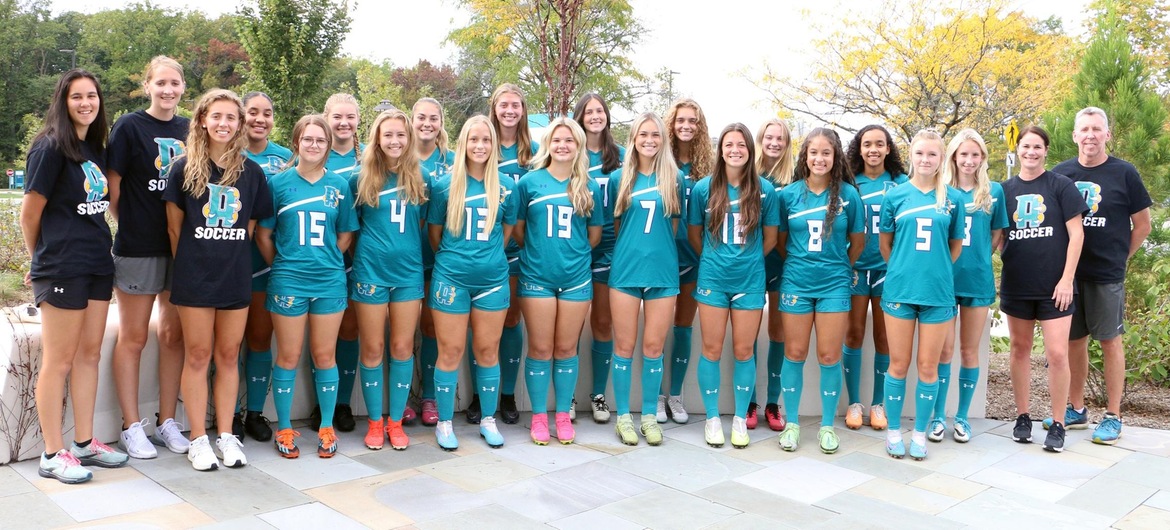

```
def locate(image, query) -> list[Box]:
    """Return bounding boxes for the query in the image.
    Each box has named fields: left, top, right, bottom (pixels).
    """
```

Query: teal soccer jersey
left=420, top=148, right=452, bottom=181
left=499, top=142, right=539, bottom=264
left=953, top=182, right=1009, bottom=299
left=261, top=168, right=359, bottom=298
left=687, top=176, right=780, bottom=293
left=776, top=180, right=865, bottom=297
left=427, top=175, right=518, bottom=289
left=350, top=172, right=429, bottom=288
left=854, top=171, right=908, bottom=271
left=609, top=172, right=687, bottom=289
left=879, top=185, right=966, bottom=306
left=676, top=162, right=700, bottom=272
left=516, top=168, right=604, bottom=288
left=245, top=141, right=293, bottom=179
left=762, top=174, right=787, bottom=288
left=326, top=145, right=364, bottom=183
left=588, top=146, right=624, bottom=263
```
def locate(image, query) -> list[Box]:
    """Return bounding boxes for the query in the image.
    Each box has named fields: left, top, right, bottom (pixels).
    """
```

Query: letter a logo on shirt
left=1013, top=194, right=1046, bottom=229
left=154, top=138, right=186, bottom=179
left=323, top=186, right=342, bottom=208
left=203, top=184, right=242, bottom=227
left=1075, top=182, right=1102, bottom=216
left=80, top=161, right=108, bottom=202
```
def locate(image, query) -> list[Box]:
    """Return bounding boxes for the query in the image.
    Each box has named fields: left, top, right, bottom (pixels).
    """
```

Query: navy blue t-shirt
left=1000, top=171, right=1089, bottom=299
left=163, top=157, right=273, bottom=308
left=108, top=110, right=189, bottom=257
left=1051, top=156, right=1153, bottom=283
left=24, top=138, right=114, bottom=278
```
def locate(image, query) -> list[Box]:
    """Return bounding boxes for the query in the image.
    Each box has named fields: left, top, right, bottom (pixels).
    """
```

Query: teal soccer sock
left=642, top=355, right=665, bottom=417
left=525, top=357, right=552, bottom=414
left=388, top=357, right=413, bottom=422
left=697, top=356, right=720, bottom=419
left=915, top=379, right=940, bottom=433
left=780, top=358, right=804, bottom=425
left=872, top=353, right=890, bottom=406
left=553, top=356, right=579, bottom=413
left=669, top=326, right=692, bottom=395
left=883, top=375, right=907, bottom=431
left=477, top=363, right=501, bottom=417
left=590, top=340, right=613, bottom=396
left=500, top=324, right=523, bottom=394
left=819, top=362, right=843, bottom=427
left=335, top=339, right=359, bottom=405
left=272, top=366, right=297, bottom=430
left=734, top=356, right=755, bottom=418
left=933, top=363, right=952, bottom=420
left=434, top=368, right=458, bottom=422
left=245, top=348, right=273, bottom=412
left=421, top=335, right=438, bottom=399
left=612, top=355, right=633, bottom=415
left=842, top=346, right=862, bottom=405
left=766, top=341, right=785, bottom=404
left=315, top=366, right=340, bottom=428
left=359, top=363, right=384, bottom=420
left=956, top=366, right=980, bottom=421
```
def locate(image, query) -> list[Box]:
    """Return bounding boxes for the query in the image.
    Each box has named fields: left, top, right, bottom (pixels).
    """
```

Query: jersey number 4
left=298, top=211, right=327, bottom=247
left=388, top=200, right=408, bottom=233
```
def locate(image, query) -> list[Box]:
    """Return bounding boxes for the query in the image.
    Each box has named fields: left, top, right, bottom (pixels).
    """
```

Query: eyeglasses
left=300, top=137, right=328, bottom=147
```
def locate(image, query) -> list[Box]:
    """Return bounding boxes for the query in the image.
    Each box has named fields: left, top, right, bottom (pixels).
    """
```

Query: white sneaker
left=704, top=417, right=725, bottom=447
left=569, top=399, right=577, bottom=421
left=591, top=394, right=611, bottom=423
left=152, top=418, right=190, bottom=454
left=187, top=435, right=219, bottom=471
left=216, top=433, right=248, bottom=468
left=656, top=395, right=668, bottom=423
left=667, top=394, right=689, bottom=424
left=731, top=416, right=750, bottom=448
left=120, top=418, right=158, bottom=459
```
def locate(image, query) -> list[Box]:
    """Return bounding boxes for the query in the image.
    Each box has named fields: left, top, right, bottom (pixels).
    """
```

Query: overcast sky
left=52, top=0, right=1090, bottom=133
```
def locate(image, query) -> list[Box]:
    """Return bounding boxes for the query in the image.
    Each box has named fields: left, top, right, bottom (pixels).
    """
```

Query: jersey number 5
left=915, top=217, right=933, bottom=251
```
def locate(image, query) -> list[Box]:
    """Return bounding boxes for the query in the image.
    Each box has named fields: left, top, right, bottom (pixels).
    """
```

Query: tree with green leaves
left=1043, top=9, right=1169, bottom=201
left=236, top=0, right=351, bottom=140
left=448, top=0, right=645, bottom=116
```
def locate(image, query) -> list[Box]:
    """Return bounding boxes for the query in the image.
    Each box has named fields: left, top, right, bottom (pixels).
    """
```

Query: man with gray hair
left=1046, top=107, right=1152, bottom=445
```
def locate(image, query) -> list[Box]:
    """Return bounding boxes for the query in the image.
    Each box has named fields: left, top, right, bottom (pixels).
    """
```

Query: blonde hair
left=531, top=118, right=594, bottom=217
left=755, top=118, right=794, bottom=186
left=357, top=110, right=426, bottom=207
left=616, top=113, right=681, bottom=218
left=285, top=114, right=332, bottom=170
left=665, top=98, right=713, bottom=179
left=412, top=97, right=450, bottom=154
left=909, top=129, right=949, bottom=210
left=142, top=55, right=185, bottom=99
left=943, top=128, right=993, bottom=214
left=324, top=92, right=361, bottom=155
left=488, top=83, right=533, bottom=167
left=181, top=89, right=247, bottom=198
left=446, top=115, right=502, bottom=236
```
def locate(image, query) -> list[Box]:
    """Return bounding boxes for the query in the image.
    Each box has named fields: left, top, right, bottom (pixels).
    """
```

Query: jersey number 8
left=807, top=219, right=823, bottom=252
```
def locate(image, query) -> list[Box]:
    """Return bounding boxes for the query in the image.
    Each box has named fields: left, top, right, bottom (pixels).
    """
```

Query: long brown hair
left=708, top=123, right=761, bottom=244
left=572, top=93, right=621, bottom=173
left=489, top=83, right=533, bottom=167
left=795, top=127, right=854, bottom=237
left=181, top=89, right=248, bottom=197
left=357, top=109, right=426, bottom=207
left=665, top=98, right=713, bottom=179
left=35, top=69, right=109, bottom=162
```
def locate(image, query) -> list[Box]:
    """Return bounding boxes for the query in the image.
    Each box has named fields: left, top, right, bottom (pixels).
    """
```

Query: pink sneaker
left=555, top=412, right=575, bottom=444
left=530, top=414, right=550, bottom=445
left=402, top=405, right=418, bottom=426
left=421, top=399, right=438, bottom=426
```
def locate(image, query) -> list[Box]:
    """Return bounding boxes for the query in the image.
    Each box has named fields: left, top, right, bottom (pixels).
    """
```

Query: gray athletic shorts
left=114, top=255, right=172, bottom=295
left=1070, top=280, right=1125, bottom=341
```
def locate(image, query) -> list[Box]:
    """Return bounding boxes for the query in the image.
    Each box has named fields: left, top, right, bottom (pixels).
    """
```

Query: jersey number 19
left=546, top=204, right=573, bottom=239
